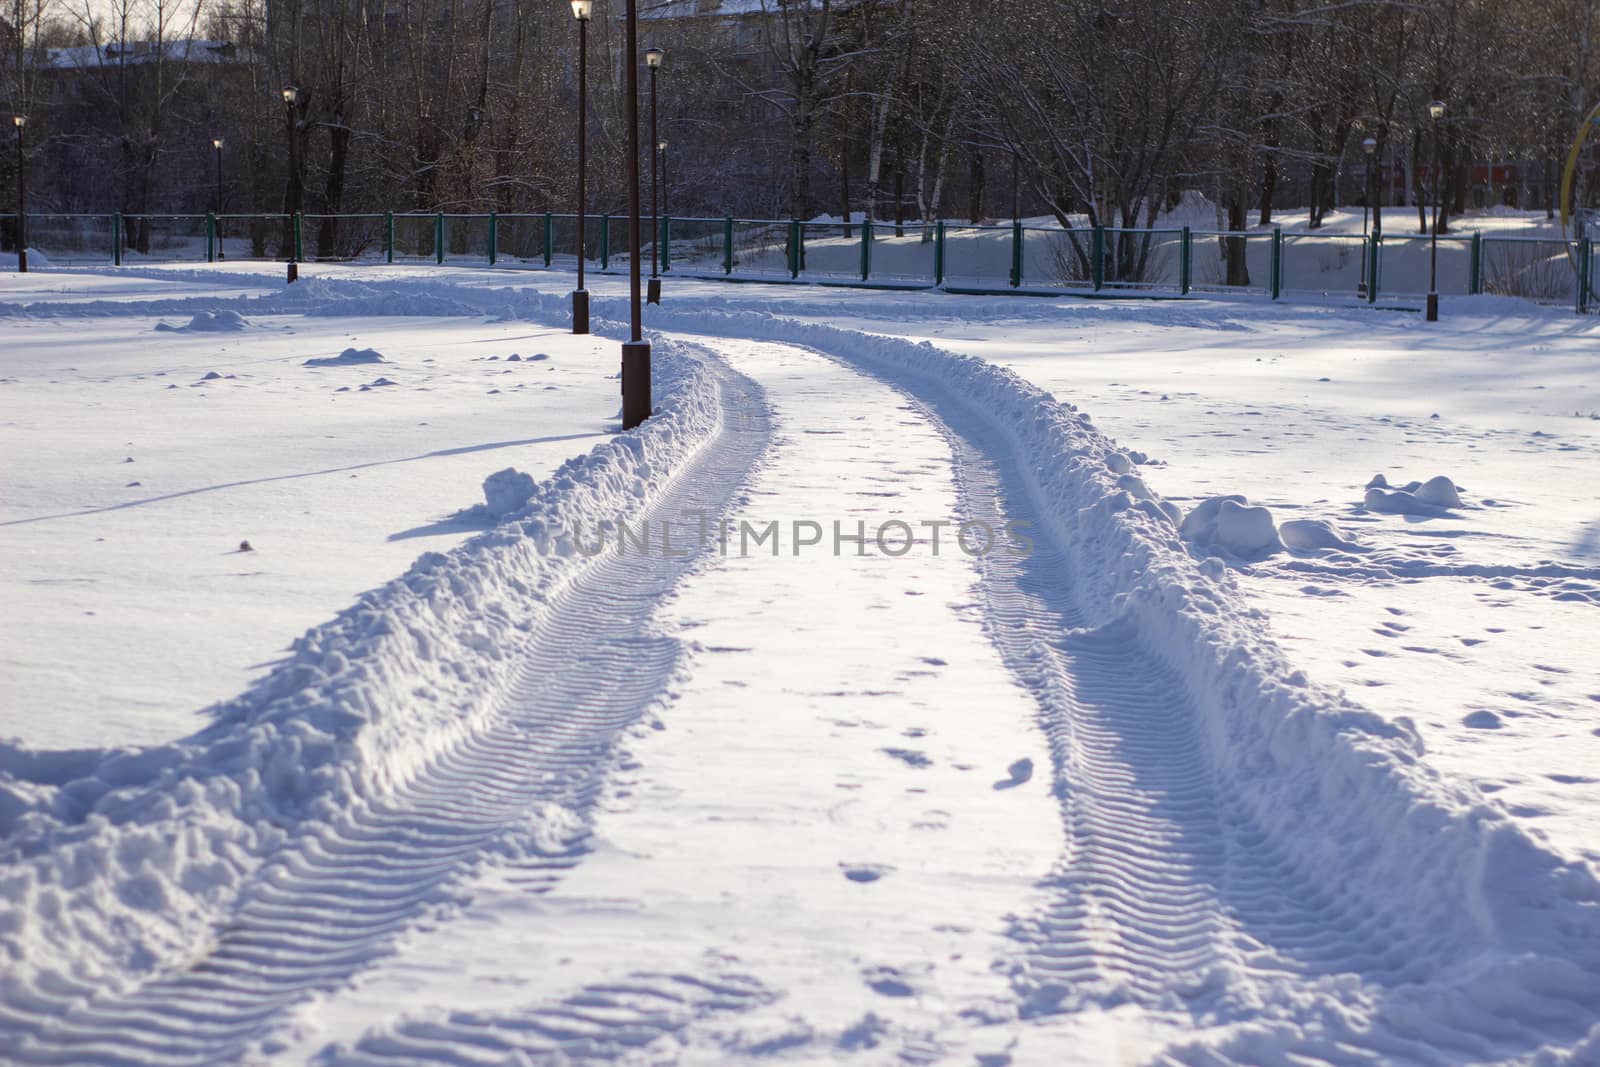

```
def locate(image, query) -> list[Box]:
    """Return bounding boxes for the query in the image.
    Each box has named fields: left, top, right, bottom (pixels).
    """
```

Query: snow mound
left=1278, top=518, right=1363, bottom=551
left=305, top=347, right=386, bottom=367
left=482, top=468, right=537, bottom=518
left=1179, top=495, right=1283, bottom=558
left=1364, top=474, right=1463, bottom=514
left=0, top=248, right=52, bottom=270
left=155, top=310, right=250, bottom=333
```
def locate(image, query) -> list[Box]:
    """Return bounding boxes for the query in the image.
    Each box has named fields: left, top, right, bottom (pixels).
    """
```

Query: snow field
left=2, top=264, right=1598, bottom=1063
left=0, top=305, right=619, bottom=748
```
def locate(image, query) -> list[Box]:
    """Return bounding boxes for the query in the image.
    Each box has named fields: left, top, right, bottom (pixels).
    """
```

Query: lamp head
left=282, top=85, right=299, bottom=106
left=12, top=114, right=25, bottom=129
left=570, top=0, right=591, bottom=19
left=658, top=140, right=668, bottom=151
left=1362, top=137, right=1377, bottom=155
left=645, top=47, right=664, bottom=69
left=1427, top=100, right=1445, bottom=121
left=213, top=137, right=224, bottom=149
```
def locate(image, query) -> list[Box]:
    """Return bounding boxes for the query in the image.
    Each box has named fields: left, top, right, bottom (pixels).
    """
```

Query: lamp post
left=1358, top=136, right=1376, bottom=296
left=282, top=86, right=302, bottom=283
left=571, top=0, right=592, bottom=334
left=1427, top=99, right=1445, bottom=321
left=620, top=2, right=651, bottom=430
left=645, top=46, right=663, bottom=305
left=659, top=140, right=668, bottom=217
left=12, top=114, right=25, bottom=274
left=213, top=138, right=225, bottom=261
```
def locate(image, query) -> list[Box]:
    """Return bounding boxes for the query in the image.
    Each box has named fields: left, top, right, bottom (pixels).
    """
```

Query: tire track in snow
left=786, top=342, right=1597, bottom=1064
left=316, top=973, right=775, bottom=1066
left=0, top=348, right=773, bottom=1066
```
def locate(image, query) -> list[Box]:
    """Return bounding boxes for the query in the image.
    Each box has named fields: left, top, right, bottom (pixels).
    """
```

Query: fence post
left=206, top=213, right=216, bottom=263
left=1010, top=219, right=1023, bottom=288
left=295, top=213, right=305, bottom=263
left=488, top=212, right=498, bottom=266
left=542, top=212, right=553, bottom=268
left=112, top=212, right=122, bottom=266
left=1580, top=238, right=1592, bottom=315
left=1469, top=232, right=1482, bottom=295
left=434, top=213, right=444, bottom=265
left=1091, top=226, right=1105, bottom=291
left=1270, top=227, right=1283, bottom=300
left=662, top=215, right=671, bottom=273
left=723, top=217, right=734, bottom=276
left=600, top=214, right=610, bottom=270
left=860, top=217, right=873, bottom=282
left=1180, top=226, right=1192, bottom=295
left=385, top=212, right=394, bottom=263
left=788, top=219, right=801, bottom=279
left=934, top=220, right=946, bottom=287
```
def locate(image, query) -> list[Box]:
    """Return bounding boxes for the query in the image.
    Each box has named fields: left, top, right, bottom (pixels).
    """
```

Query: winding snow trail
left=4, top=315, right=1598, bottom=1065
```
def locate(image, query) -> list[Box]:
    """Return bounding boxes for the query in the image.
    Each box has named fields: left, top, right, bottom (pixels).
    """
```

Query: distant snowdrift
left=0, top=305, right=723, bottom=1000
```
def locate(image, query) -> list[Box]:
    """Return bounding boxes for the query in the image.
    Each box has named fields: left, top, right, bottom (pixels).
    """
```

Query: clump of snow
left=1278, top=518, right=1362, bottom=551
left=1179, top=495, right=1282, bottom=558
left=305, top=347, right=386, bottom=367
left=482, top=468, right=537, bottom=518
left=1364, top=473, right=1464, bottom=514
left=155, top=310, right=249, bottom=333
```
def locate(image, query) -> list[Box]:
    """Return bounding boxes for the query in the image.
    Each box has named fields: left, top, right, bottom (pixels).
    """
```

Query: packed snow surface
left=1, top=265, right=1598, bottom=1065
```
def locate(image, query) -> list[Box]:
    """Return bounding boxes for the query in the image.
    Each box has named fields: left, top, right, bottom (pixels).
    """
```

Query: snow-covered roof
left=43, top=39, right=239, bottom=70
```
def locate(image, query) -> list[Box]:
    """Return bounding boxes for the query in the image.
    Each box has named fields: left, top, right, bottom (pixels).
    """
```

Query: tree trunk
left=317, top=121, right=351, bottom=258
left=968, top=151, right=984, bottom=224
left=1226, top=177, right=1250, bottom=288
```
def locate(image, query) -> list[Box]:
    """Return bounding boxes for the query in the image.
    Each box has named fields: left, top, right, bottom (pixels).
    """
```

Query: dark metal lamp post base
left=621, top=340, right=652, bottom=429
left=572, top=289, right=590, bottom=334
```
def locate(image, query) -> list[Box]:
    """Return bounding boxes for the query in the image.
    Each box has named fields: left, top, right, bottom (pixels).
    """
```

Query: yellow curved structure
left=1560, top=102, right=1600, bottom=266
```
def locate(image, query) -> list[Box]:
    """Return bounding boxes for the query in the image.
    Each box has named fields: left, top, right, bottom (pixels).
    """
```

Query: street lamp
left=571, top=0, right=592, bottom=334
left=1358, top=136, right=1376, bottom=296
left=1427, top=99, right=1445, bottom=321
left=645, top=46, right=663, bottom=305
left=620, top=4, right=651, bottom=429
left=11, top=114, right=25, bottom=274
left=282, top=85, right=301, bottom=283
left=213, top=138, right=225, bottom=260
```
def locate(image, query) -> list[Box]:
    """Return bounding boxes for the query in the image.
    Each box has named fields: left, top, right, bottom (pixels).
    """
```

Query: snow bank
left=608, top=298, right=1600, bottom=1026
left=0, top=315, right=724, bottom=1000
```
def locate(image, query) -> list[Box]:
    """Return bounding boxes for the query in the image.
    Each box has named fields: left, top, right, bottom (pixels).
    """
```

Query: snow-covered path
left=4, top=271, right=1600, bottom=1065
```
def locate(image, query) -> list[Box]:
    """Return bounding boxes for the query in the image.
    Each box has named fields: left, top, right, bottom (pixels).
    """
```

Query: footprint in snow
left=993, top=758, right=1033, bottom=791
left=841, top=863, right=891, bottom=884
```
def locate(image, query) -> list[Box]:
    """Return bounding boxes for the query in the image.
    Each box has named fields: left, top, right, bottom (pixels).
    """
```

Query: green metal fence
left=10, top=209, right=1596, bottom=312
